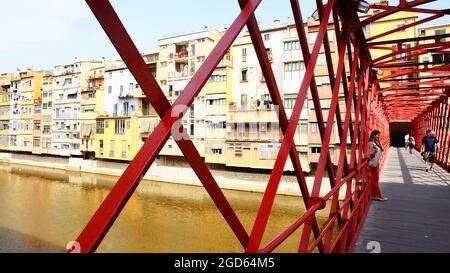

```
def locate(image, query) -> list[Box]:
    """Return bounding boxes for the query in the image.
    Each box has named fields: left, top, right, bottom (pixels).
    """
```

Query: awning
left=210, top=143, right=222, bottom=149
left=139, top=119, right=153, bottom=133
left=81, top=123, right=94, bottom=137
left=205, top=93, right=226, bottom=101
left=206, top=115, right=226, bottom=123
left=67, top=89, right=78, bottom=95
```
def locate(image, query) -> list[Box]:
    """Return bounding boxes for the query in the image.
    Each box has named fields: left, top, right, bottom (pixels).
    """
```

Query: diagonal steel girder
left=73, top=0, right=263, bottom=253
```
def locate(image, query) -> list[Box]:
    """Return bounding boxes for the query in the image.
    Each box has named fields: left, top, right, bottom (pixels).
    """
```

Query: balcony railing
left=174, top=51, right=188, bottom=59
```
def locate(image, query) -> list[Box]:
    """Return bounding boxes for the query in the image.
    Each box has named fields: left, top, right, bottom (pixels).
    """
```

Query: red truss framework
left=69, top=0, right=450, bottom=253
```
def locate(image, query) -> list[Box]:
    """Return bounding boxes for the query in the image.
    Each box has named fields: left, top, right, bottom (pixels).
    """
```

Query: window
left=300, top=123, right=308, bottom=134
left=109, top=140, right=115, bottom=157
left=115, top=119, right=126, bottom=135
left=121, top=140, right=127, bottom=159
left=237, top=123, right=244, bottom=140
left=260, top=144, right=280, bottom=160
left=259, top=123, right=267, bottom=136
left=284, top=61, right=305, bottom=80
left=96, top=120, right=104, bottom=134
left=315, top=75, right=331, bottom=86
left=43, top=125, right=51, bottom=134
left=327, top=30, right=334, bottom=42
left=320, top=99, right=332, bottom=109
left=266, top=48, right=273, bottom=62
left=129, top=83, right=134, bottom=90
left=33, top=121, right=41, bottom=130
left=210, top=74, right=227, bottom=82
left=284, top=94, right=296, bottom=109
left=108, top=86, right=112, bottom=94
left=33, top=137, right=40, bottom=147
left=311, top=123, right=320, bottom=134
left=300, top=152, right=308, bottom=164
left=317, top=53, right=328, bottom=65
left=284, top=40, right=300, bottom=52
left=264, top=34, right=270, bottom=41
left=309, top=32, right=318, bottom=44
left=160, top=61, right=167, bottom=68
left=242, top=48, right=247, bottom=62
left=197, top=56, right=205, bottom=62
left=249, top=123, right=257, bottom=137
left=311, top=146, right=321, bottom=153
left=240, top=94, right=248, bottom=109
left=241, top=68, right=248, bottom=81
left=119, top=85, right=124, bottom=96
left=435, top=29, right=446, bottom=42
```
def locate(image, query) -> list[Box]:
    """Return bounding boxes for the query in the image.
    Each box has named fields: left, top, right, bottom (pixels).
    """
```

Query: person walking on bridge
left=421, top=130, right=439, bottom=172
left=368, top=130, right=388, bottom=201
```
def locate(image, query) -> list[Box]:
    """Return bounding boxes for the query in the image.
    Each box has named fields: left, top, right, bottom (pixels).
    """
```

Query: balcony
left=174, top=50, right=189, bottom=59
left=205, top=105, right=227, bottom=116
left=228, top=106, right=279, bottom=124
left=55, top=113, right=79, bottom=119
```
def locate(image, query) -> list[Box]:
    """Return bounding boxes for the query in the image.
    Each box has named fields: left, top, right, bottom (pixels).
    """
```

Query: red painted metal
left=73, top=0, right=450, bottom=253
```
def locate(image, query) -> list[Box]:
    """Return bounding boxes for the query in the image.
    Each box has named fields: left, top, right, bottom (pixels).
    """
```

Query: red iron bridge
left=70, top=0, right=450, bottom=253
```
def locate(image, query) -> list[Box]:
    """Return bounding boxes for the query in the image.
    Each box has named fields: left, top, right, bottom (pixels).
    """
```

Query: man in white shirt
left=404, top=133, right=410, bottom=150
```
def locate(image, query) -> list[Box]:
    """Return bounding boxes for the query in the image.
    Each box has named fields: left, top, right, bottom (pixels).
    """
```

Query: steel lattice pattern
left=69, top=0, right=449, bottom=253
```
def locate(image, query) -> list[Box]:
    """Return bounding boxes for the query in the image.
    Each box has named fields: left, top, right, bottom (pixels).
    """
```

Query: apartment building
left=156, top=30, right=223, bottom=166
left=136, top=53, right=159, bottom=151
left=40, top=72, right=53, bottom=154
left=18, top=70, right=43, bottom=153
left=9, top=76, right=20, bottom=151
left=203, top=52, right=233, bottom=166
left=228, top=22, right=293, bottom=170
left=0, top=73, right=12, bottom=150
left=51, top=61, right=102, bottom=157
left=95, top=55, right=158, bottom=161
left=81, top=65, right=105, bottom=159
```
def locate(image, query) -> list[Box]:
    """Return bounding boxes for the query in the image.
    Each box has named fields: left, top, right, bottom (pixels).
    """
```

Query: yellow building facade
left=0, top=73, right=12, bottom=150
left=18, top=70, right=43, bottom=153
left=362, top=0, right=418, bottom=84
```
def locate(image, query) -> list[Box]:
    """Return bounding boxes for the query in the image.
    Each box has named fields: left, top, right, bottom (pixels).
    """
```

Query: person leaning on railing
left=367, top=130, right=388, bottom=201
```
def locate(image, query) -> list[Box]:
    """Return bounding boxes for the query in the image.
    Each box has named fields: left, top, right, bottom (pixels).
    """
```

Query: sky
left=0, top=0, right=448, bottom=73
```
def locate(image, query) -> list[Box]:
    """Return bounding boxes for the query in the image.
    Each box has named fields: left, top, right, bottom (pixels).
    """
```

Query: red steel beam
left=369, top=4, right=449, bottom=15
left=245, top=0, right=335, bottom=253
left=351, top=0, right=436, bottom=32
left=238, top=0, right=325, bottom=251
left=367, top=14, right=443, bottom=42
left=74, top=0, right=262, bottom=253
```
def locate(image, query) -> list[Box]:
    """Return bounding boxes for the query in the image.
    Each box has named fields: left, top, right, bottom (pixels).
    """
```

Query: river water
left=0, top=164, right=328, bottom=253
